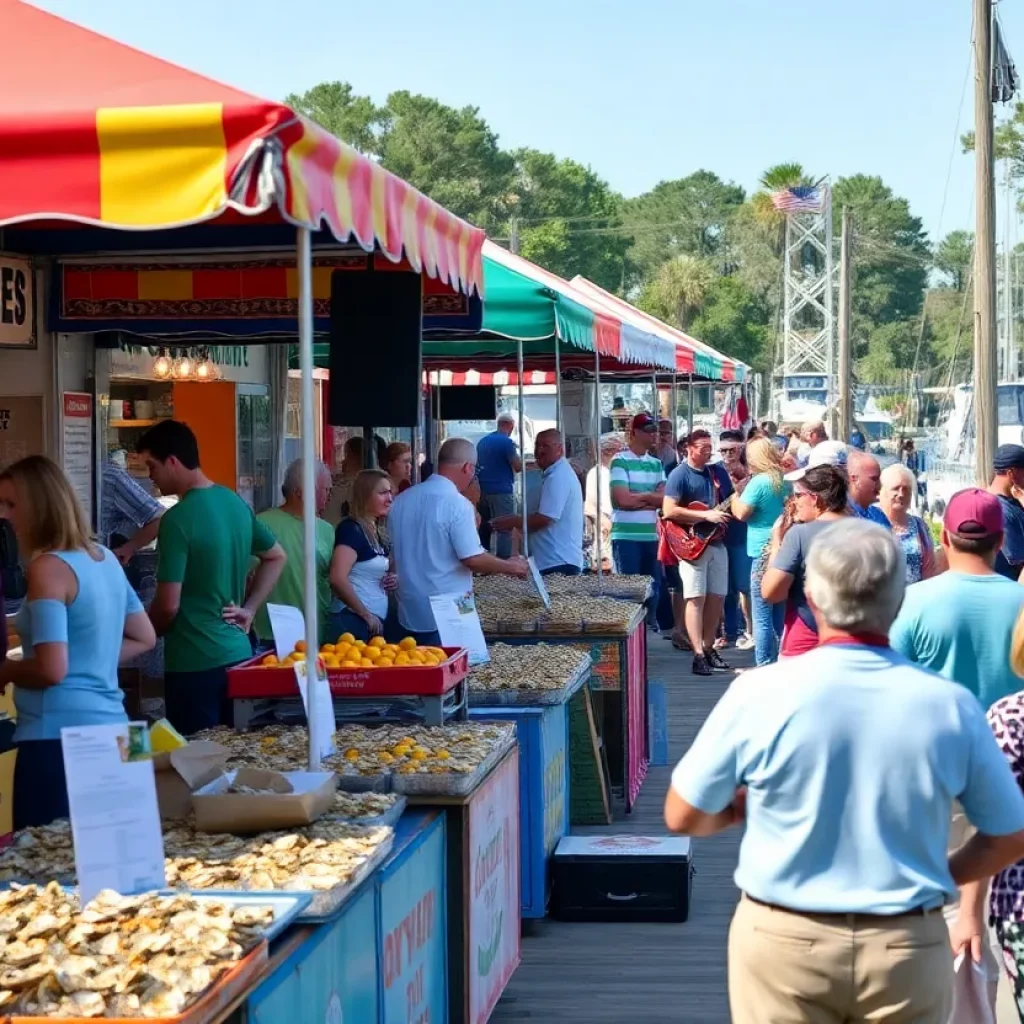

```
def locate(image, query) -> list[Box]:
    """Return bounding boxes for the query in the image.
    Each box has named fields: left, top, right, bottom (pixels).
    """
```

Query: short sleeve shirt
left=671, top=643, right=1024, bottom=914
left=741, top=473, right=789, bottom=558
left=771, top=519, right=835, bottom=655
left=608, top=452, right=664, bottom=543
left=996, top=494, right=1024, bottom=580
left=157, top=485, right=276, bottom=672
left=476, top=432, right=519, bottom=495
left=531, top=457, right=584, bottom=571
left=664, top=462, right=734, bottom=547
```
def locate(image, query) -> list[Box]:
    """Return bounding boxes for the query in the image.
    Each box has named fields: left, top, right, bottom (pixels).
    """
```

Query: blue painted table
left=377, top=810, right=448, bottom=1024
left=469, top=705, right=569, bottom=918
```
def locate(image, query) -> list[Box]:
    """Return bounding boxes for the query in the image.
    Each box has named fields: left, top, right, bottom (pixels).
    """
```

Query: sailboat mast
left=975, top=0, right=998, bottom=484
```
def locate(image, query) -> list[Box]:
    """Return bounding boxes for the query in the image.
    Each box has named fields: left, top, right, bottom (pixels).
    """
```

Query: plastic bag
left=949, top=952, right=996, bottom=1024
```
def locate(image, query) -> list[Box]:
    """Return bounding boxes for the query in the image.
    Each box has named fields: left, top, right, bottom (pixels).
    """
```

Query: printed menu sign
left=0, top=256, right=34, bottom=348
left=60, top=723, right=165, bottom=904
left=430, top=591, right=489, bottom=666
left=62, top=392, right=93, bottom=526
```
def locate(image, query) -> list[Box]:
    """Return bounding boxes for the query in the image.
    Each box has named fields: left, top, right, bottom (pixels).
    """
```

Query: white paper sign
left=60, top=722, right=165, bottom=904
left=61, top=392, right=93, bottom=527
left=527, top=556, right=552, bottom=610
left=430, top=591, right=489, bottom=666
left=294, top=660, right=336, bottom=764
left=268, top=603, right=305, bottom=659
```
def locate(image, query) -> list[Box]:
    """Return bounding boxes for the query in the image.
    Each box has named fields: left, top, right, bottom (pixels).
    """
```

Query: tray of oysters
left=0, top=882, right=287, bottom=1021
left=324, top=792, right=407, bottom=829
left=323, top=722, right=515, bottom=796
left=468, top=644, right=591, bottom=706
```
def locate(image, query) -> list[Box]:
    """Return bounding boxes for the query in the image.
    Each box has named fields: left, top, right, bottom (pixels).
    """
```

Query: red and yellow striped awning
left=0, top=0, right=485, bottom=297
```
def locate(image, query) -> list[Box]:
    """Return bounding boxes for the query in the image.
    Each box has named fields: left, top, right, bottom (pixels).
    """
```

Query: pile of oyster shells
left=469, top=643, right=590, bottom=692
left=0, top=882, right=270, bottom=1018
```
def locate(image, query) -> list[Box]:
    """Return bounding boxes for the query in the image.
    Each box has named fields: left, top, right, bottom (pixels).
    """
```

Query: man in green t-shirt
left=254, top=458, right=335, bottom=647
left=138, top=420, right=286, bottom=735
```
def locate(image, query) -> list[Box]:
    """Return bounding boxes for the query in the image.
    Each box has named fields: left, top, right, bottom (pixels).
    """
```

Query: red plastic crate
left=227, top=646, right=469, bottom=700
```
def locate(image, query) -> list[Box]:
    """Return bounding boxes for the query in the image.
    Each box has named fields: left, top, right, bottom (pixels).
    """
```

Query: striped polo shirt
left=609, top=451, right=665, bottom=542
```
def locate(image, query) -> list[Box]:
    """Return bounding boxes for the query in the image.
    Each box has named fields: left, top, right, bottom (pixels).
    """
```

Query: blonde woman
left=730, top=437, right=790, bottom=665
left=328, top=469, right=395, bottom=641
left=0, top=456, right=155, bottom=828
left=879, top=462, right=939, bottom=584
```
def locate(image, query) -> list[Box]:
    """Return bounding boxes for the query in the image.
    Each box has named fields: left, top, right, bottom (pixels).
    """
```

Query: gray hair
left=497, top=412, right=516, bottom=426
left=880, top=462, right=915, bottom=491
left=438, top=437, right=476, bottom=467
left=805, top=519, right=906, bottom=634
left=282, top=458, right=330, bottom=499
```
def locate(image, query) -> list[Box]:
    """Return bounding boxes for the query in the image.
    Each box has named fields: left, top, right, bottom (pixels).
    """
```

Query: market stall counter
left=473, top=582, right=649, bottom=813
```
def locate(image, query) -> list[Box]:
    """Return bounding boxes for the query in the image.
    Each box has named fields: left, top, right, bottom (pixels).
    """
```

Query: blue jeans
left=611, top=540, right=661, bottom=625
left=750, top=555, right=784, bottom=666
left=724, top=546, right=751, bottom=639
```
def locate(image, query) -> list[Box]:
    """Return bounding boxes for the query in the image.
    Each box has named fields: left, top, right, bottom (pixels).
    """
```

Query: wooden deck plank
left=492, top=636, right=751, bottom=1023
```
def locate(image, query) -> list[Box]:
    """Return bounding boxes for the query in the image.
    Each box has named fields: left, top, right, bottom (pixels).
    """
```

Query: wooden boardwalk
left=493, top=637, right=750, bottom=1024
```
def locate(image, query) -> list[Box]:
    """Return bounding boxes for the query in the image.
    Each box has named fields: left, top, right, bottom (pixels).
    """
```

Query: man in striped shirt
left=609, top=413, right=666, bottom=625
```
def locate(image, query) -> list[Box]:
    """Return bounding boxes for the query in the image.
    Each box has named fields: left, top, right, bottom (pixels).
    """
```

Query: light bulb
left=172, top=356, right=193, bottom=379
left=153, top=354, right=172, bottom=379
left=195, top=357, right=215, bottom=381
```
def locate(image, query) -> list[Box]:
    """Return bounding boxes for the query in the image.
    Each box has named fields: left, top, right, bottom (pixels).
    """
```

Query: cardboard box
left=192, top=769, right=337, bottom=834
left=154, top=741, right=229, bottom=820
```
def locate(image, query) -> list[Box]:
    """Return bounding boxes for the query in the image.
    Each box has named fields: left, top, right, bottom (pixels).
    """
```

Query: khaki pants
left=729, top=896, right=952, bottom=1024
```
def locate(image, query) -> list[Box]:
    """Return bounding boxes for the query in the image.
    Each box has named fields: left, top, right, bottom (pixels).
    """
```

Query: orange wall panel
left=171, top=381, right=236, bottom=490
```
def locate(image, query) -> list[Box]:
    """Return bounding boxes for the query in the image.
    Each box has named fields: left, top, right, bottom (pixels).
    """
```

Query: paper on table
left=60, top=722, right=166, bottom=904
left=430, top=590, right=489, bottom=666
left=268, top=603, right=306, bottom=660
left=528, top=556, right=552, bottom=610
left=294, top=660, right=336, bottom=764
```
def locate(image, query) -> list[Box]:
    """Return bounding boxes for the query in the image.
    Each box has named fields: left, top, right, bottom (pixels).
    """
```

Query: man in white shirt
left=492, top=429, right=584, bottom=575
left=389, top=437, right=529, bottom=644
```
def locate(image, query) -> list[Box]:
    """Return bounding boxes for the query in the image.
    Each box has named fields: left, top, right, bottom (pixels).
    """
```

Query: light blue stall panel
left=377, top=811, right=448, bottom=1024
left=246, top=882, right=378, bottom=1024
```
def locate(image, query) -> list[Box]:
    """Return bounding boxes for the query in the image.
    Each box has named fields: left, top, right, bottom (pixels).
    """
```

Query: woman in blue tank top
left=0, top=456, right=156, bottom=829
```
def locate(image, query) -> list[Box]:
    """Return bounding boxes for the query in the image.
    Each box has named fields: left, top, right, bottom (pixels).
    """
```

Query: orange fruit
left=294, top=640, right=307, bottom=653
left=341, top=660, right=360, bottom=668
left=360, top=658, right=375, bottom=668
left=398, top=637, right=417, bottom=652
left=377, top=658, right=394, bottom=668
left=394, top=653, right=410, bottom=666
left=423, top=655, right=440, bottom=667
left=368, top=636, right=386, bottom=649
left=338, top=632, right=355, bottom=645
left=261, top=654, right=279, bottom=666
left=321, top=643, right=336, bottom=654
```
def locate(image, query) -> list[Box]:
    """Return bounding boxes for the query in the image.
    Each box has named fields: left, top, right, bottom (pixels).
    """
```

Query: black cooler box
left=551, top=834, right=693, bottom=922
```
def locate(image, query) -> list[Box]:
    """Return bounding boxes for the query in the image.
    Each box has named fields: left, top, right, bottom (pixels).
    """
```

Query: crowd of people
left=662, top=434, right=1024, bottom=1020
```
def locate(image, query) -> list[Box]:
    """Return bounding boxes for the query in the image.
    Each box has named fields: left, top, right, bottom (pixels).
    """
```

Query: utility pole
left=975, top=0, right=998, bottom=485
left=510, top=216, right=520, bottom=256
left=837, top=206, right=853, bottom=442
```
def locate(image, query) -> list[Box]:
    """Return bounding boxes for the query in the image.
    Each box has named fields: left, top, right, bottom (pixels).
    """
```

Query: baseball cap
left=994, top=444, right=1024, bottom=472
left=783, top=440, right=849, bottom=482
left=631, top=413, right=657, bottom=433
left=943, top=487, right=1004, bottom=537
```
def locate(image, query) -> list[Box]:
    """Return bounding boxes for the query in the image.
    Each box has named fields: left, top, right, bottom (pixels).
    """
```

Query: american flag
left=770, top=186, right=824, bottom=214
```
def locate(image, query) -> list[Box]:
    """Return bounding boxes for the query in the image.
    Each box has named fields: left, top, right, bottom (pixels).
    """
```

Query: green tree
left=621, top=171, right=745, bottom=284
left=636, top=255, right=715, bottom=331
left=749, top=162, right=814, bottom=238
left=934, top=230, right=974, bottom=291
left=284, top=81, right=384, bottom=156
left=689, top=275, right=772, bottom=369
left=510, top=149, right=630, bottom=293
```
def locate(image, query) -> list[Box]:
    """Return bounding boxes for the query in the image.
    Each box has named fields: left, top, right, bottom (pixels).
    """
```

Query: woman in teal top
left=731, top=437, right=790, bottom=666
left=0, top=456, right=155, bottom=829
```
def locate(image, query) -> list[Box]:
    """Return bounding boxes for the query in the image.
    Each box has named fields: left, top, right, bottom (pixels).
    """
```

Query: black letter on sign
left=0, top=268, right=11, bottom=325
left=13, top=271, right=26, bottom=327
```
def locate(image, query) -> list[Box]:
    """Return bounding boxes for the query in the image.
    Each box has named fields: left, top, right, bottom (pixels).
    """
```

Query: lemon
left=436, top=749, right=451, bottom=760
left=344, top=749, right=359, bottom=761
left=399, top=637, right=417, bottom=652
left=368, top=636, right=386, bottom=649
left=411, top=749, right=428, bottom=761
left=360, top=658, right=374, bottom=667
left=338, top=632, right=356, bottom=645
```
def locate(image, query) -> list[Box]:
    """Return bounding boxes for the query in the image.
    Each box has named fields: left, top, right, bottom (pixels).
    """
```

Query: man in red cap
left=609, top=413, right=666, bottom=625
left=891, top=486, right=1024, bottom=1007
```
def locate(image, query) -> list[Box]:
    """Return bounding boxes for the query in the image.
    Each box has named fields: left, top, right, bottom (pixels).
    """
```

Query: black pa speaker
left=328, top=269, right=423, bottom=427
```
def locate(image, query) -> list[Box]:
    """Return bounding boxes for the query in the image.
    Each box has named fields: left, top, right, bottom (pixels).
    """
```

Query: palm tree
left=749, top=162, right=815, bottom=250
left=645, top=255, right=714, bottom=330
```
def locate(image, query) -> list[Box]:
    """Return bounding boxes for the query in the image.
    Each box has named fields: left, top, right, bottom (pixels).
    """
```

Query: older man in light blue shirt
left=665, top=519, right=1024, bottom=1024
left=491, top=429, right=583, bottom=576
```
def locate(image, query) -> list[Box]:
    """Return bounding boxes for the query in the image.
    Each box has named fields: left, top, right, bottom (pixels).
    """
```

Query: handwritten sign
left=294, top=661, right=336, bottom=766
left=430, top=591, right=489, bottom=666
left=267, top=603, right=305, bottom=660
left=468, top=748, right=520, bottom=1024
left=61, top=723, right=165, bottom=904
left=527, top=557, right=551, bottom=611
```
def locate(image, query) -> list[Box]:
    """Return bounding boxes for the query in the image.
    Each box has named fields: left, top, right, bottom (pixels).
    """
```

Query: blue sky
left=30, top=0, right=1015, bottom=244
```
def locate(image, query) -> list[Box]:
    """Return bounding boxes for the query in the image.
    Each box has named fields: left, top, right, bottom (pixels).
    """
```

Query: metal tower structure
left=772, top=182, right=837, bottom=423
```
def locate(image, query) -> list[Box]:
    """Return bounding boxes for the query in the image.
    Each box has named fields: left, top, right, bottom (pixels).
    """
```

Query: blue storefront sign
left=246, top=883, right=379, bottom=1024
left=377, top=811, right=448, bottom=1024
left=471, top=704, right=569, bottom=918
